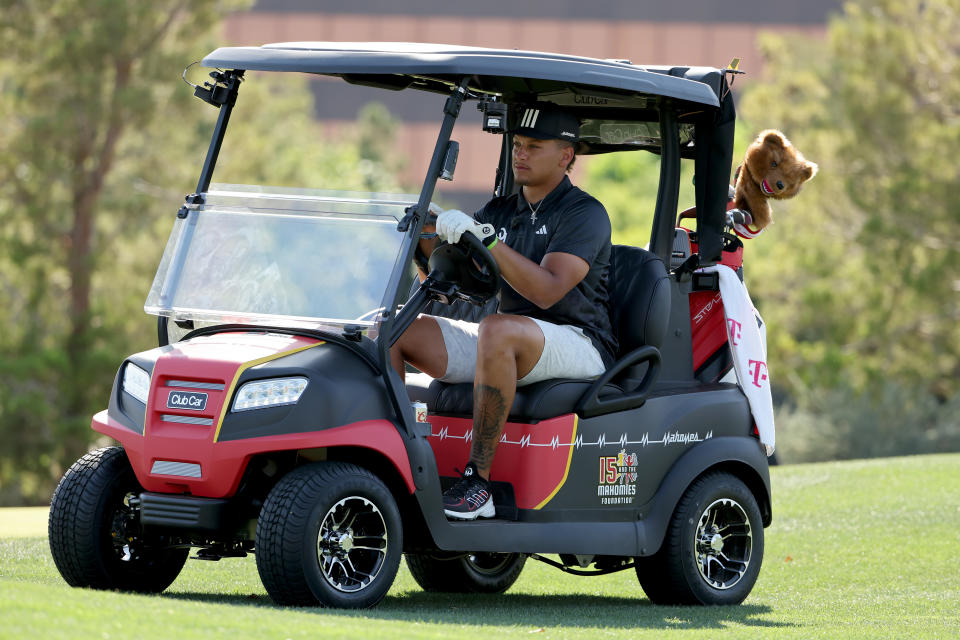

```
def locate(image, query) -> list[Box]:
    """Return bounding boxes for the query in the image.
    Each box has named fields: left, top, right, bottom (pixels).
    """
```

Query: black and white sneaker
left=442, top=463, right=495, bottom=520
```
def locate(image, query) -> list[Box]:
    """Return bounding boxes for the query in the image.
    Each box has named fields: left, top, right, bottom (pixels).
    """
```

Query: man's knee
left=478, top=315, right=514, bottom=346
left=477, top=315, right=539, bottom=352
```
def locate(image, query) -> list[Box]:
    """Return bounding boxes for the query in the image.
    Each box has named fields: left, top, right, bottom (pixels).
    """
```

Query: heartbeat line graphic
left=429, top=427, right=713, bottom=449
left=434, top=426, right=473, bottom=442
left=574, top=430, right=714, bottom=448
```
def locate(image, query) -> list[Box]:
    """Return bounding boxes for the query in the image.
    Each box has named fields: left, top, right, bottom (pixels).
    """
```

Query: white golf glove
left=435, top=209, right=495, bottom=246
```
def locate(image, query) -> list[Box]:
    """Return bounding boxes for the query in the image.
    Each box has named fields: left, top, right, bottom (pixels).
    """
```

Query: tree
left=0, top=1, right=402, bottom=503
left=736, top=0, right=960, bottom=459
left=739, top=0, right=960, bottom=397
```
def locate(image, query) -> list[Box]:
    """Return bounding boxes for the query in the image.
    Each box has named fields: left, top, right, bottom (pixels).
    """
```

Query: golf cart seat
left=406, top=245, right=671, bottom=421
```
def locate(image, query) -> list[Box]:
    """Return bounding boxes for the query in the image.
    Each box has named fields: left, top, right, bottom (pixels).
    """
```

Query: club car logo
left=597, top=449, right=639, bottom=505
left=166, top=391, right=208, bottom=411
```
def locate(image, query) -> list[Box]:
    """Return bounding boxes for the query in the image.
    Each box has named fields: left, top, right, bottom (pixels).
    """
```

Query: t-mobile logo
left=727, top=318, right=742, bottom=346
left=748, top=359, right=768, bottom=388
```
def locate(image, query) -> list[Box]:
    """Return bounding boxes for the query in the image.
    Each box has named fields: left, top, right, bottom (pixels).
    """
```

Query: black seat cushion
left=406, top=373, right=623, bottom=422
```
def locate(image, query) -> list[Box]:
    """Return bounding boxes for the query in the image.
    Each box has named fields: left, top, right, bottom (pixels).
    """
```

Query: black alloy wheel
left=48, top=447, right=188, bottom=592
left=256, top=462, right=402, bottom=608
left=635, top=471, right=764, bottom=605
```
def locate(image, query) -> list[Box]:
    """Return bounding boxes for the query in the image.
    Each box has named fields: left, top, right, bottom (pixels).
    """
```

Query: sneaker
left=442, top=463, right=495, bottom=520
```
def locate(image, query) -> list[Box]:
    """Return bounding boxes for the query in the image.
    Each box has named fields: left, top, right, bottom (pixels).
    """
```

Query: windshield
left=145, top=184, right=420, bottom=335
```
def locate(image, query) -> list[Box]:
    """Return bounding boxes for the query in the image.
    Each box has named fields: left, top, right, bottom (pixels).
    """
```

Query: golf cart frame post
left=156, top=68, right=244, bottom=346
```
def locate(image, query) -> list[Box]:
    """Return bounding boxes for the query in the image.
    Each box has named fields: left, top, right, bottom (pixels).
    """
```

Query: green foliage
left=0, top=0, right=243, bottom=504
left=740, top=0, right=960, bottom=401
left=735, top=0, right=960, bottom=460
left=0, top=3, right=402, bottom=504
left=776, top=381, right=960, bottom=462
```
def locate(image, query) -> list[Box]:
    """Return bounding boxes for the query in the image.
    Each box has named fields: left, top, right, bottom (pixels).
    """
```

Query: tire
left=256, top=462, right=402, bottom=608
left=48, top=446, right=188, bottom=593
left=636, top=471, right=764, bottom=605
left=405, top=552, right=526, bottom=594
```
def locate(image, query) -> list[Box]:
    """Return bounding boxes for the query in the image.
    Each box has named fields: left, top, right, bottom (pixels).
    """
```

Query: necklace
left=527, top=197, right=544, bottom=224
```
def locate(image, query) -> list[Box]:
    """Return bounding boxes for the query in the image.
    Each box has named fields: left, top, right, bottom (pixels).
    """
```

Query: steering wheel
left=390, top=232, right=500, bottom=346
left=426, top=232, right=501, bottom=305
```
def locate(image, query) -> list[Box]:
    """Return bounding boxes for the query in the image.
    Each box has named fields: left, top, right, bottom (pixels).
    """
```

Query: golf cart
left=48, top=43, right=771, bottom=608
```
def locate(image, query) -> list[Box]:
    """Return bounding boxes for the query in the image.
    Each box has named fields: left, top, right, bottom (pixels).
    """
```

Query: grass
left=0, top=508, right=48, bottom=539
left=2, top=454, right=959, bottom=639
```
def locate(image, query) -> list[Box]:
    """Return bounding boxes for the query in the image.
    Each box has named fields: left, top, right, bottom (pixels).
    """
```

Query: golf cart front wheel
left=256, top=461, right=402, bottom=608
left=405, top=551, right=526, bottom=593
left=48, top=446, right=188, bottom=593
left=635, top=471, right=764, bottom=605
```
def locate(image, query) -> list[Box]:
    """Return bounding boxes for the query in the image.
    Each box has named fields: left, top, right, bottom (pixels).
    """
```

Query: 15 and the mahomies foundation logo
left=597, top=449, right=639, bottom=505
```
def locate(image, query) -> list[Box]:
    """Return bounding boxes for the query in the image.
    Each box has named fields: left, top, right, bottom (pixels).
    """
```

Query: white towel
left=701, top=265, right=775, bottom=455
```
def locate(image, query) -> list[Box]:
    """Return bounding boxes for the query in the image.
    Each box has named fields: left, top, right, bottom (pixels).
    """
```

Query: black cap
left=511, top=105, right=579, bottom=142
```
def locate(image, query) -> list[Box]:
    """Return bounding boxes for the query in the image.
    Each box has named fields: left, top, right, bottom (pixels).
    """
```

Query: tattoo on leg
left=471, top=384, right=509, bottom=473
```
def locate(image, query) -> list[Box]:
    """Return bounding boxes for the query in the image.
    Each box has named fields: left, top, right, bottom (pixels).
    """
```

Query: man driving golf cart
left=47, top=43, right=772, bottom=608
left=391, top=105, right=617, bottom=520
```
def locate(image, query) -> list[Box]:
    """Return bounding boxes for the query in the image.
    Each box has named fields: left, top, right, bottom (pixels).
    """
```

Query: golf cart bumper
left=92, top=410, right=415, bottom=498
left=138, top=492, right=232, bottom=531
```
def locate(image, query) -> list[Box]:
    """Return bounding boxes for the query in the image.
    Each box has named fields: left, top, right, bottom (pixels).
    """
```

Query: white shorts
left=432, top=315, right=606, bottom=386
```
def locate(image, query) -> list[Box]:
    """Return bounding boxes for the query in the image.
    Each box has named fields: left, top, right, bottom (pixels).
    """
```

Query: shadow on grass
left=163, top=592, right=276, bottom=608
left=164, top=590, right=795, bottom=630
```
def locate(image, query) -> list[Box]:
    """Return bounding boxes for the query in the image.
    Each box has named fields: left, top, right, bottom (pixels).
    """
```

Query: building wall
left=223, top=2, right=838, bottom=209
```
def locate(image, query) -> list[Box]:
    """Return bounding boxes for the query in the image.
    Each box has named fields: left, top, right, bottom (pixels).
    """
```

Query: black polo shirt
left=475, top=176, right=618, bottom=367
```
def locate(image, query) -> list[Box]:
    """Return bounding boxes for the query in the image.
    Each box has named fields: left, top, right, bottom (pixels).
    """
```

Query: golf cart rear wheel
left=405, top=551, right=526, bottom=593
left=48, top=446, right=188, bottom=593
left=256, top=461, right=402, bottom=608
left=636, top=471, right=763, bottom=605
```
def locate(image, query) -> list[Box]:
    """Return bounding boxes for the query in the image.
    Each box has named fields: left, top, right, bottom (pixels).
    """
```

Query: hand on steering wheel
left=435, top=209, right=496, bottom=247
left=424, top=226, right=501, bottom=305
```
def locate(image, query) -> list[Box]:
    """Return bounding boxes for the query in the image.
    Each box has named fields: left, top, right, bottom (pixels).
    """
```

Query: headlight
left=122, top=363, right=151, bottom=405
left=232, top=377, right=309, bottom=412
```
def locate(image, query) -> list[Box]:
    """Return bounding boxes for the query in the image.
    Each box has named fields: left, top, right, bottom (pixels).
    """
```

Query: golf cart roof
left=197, top=41, right=736, bottom=267
left=201, top=42, right=724, bottom=108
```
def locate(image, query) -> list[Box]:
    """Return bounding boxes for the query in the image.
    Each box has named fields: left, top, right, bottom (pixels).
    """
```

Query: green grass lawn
left=2, top=454, right=958, bottom=639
